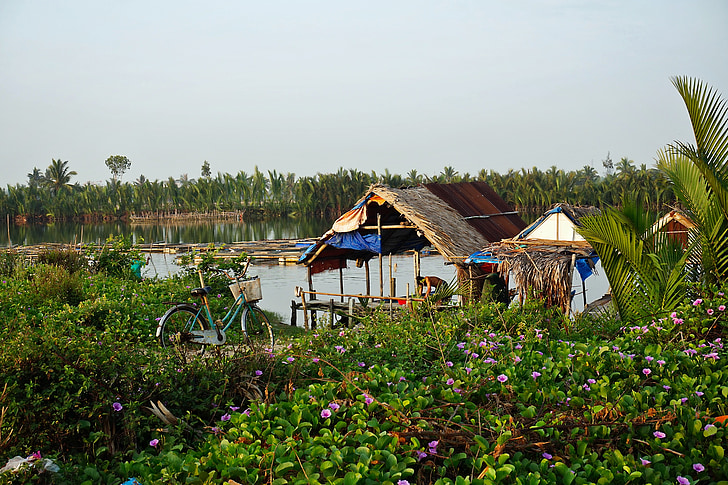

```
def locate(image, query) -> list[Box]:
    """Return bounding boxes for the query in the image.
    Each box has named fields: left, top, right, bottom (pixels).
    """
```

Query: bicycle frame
left=189, top=269, right=257, bottom=344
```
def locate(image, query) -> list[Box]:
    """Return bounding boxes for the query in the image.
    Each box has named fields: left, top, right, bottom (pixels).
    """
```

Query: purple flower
left=255, top=370, right=263, bottom=376
left=416, top=451, right=427, bottom=461
left=286, top=357, right=295, bottom=363
left=150, top=438, right=159, bottom=447
left=446, top=361, right=453, bottom=367
left=657, top=360, right=666, bottom=366
left=312, top=357, right=320, bottom=363
left=363, top=395, right=374, bottom=405
left=643, top=368, right=651, bottom=376
left=497, top=374, right=508, bottom=383
left=358, top=362, right=366, bottom=367
left=243, top=408, right=251, bottom=416
left=112, top=402, right=123, bottom=412
left=465, top=367, right=472, bottom=375
left=542, top=452, right=552, bottom=459
left=321, top=409, right=332, bottom=419
left=677, top=477, right=690, bottom=485
left=640, top=458, right=651, bottom=465
left=653, top=430, right=666, bottom=439
left=397, top=481, right=410, bottom=485
left=446, top=378, right=455, bottom=385
left=329, top=402, right=340, bottom=411
left=221, top=413, right=231, bottom=421
left=230, top=406, right=240, bottom=412
left=693, top=463, right=705, bottom=472
left=428, top=440, right=438, bottom=453
left=645, top=356, right=654, bottom=362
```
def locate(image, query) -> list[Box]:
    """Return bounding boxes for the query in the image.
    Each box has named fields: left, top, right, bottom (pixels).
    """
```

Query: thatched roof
left=467, top=202, right=600, bottom=312
left=483, top=240, right=595, bottom=311
left=299, top=182, right=526, bottom=267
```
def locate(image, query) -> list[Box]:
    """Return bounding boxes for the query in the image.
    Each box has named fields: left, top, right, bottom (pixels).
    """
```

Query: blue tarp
left=326, top=232, right=381, bottom=253
left=575, top=256, right=599, bottom=281
left=464, top=250, right=501, bottom=265
left=298, top=233, right=382, bottom=263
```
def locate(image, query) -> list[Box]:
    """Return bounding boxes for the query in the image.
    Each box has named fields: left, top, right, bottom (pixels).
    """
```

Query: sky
left=1, top=0, right=726, bottom=187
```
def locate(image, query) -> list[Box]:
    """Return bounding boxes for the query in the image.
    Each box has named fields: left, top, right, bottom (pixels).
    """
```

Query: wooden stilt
left=377, top=213, right=383, bottom=297
left=301, top=291, right=309, bottom=331
left=339, top=263, right=344, bottom=302
left=290, top=300, right=297, bottom=326
left=365, top=260, right=371, bottom=295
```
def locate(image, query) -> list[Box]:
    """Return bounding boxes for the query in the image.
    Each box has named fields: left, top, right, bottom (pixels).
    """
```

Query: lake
left=2, top=218, right=457, bottom=324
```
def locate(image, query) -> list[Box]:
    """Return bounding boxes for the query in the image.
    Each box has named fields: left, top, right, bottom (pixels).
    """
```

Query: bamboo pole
left=339, top=262, right=344, bottom=302
left=365, top=260, right=371, bottom=296
left=378, top=213, right=383, bottom=297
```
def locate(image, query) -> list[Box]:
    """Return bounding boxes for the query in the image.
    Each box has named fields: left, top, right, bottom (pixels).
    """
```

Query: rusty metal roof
left=424, top=181, right=527, bottom=242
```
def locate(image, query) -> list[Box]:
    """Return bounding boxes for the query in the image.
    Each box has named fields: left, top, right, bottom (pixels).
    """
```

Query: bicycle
left=155, top=258, right=274, bottom=361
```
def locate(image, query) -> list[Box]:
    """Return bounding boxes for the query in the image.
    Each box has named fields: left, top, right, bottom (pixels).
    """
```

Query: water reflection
left=2, top=217, right=332, bottom=247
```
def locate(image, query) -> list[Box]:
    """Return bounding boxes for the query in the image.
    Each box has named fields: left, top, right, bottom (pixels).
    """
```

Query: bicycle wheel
left=157, top=304, right=209, bottom=362
left=241, top=305, right=274, bottom=352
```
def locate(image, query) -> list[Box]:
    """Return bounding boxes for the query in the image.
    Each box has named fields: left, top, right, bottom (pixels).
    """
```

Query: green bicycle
left=155, top=259, right=274, bottom=360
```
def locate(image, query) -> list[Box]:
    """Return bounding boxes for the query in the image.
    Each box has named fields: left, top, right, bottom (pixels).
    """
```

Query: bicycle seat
left=190, top=286, right=212, bottom=297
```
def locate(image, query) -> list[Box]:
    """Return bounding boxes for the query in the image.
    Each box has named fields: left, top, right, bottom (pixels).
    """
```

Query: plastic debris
left=1, top=452, right=60, bottom=474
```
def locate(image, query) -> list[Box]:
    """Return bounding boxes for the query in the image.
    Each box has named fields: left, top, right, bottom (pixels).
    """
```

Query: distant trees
left=43, top=159, right=77, bottom=195
left=105, top=155, right=132, bottom=182
left=2, top=158, right=678, bottom=221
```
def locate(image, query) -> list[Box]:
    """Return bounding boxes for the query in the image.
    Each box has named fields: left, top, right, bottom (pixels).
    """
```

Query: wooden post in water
left=377, top=213, right=383, bottom=297
left=300, top=290, right=309, bottom=331
left=365, top=260, right=371, bottom=296
left=290, top=300, right=297, bottom=326
left=329, top=299, right=335, bottom=326
left=6, top=215, right=10, bottom=248
left=339, top=262, right=344, bottom=302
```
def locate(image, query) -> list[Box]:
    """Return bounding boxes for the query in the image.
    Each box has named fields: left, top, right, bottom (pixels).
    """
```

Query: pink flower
left=677, top=477, right=689, bottom=485
left=221, top=413, right=231, bottom=421
left=640, top=458, right=651, bottom=465
left=497, top=374, right=508, bottom=383
left=693, top=463, right=705, bottom=472
left=693, top=298, right=703, bottom=306
left=329, top=402, right=340, bottom=411
left=708, top=309, right=715, bottom=315
left=542, top=452, right=552, bottom=459
left=321, top=409, right=332, bottom=418
left=719, top=305, right=726, bottom=311
left=653, top=430, right=666, bottom=439
left=150, top=439, right=159, bottom=447
left=446, top=378, right=455, bottom=385
left=531, top=371, right=541, bottom=380
left=643, top=368, right=651, bottom=376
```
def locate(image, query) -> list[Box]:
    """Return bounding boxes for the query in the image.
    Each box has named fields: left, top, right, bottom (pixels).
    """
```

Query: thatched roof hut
left=299, top=182, right=526, bottom=270
left=466, top=203, right=600, bottom=313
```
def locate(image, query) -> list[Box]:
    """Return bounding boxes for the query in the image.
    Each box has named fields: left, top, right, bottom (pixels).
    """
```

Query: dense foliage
left=1, top=160, right=672, bottom=222
left=1, top=248, right=728, bottom=484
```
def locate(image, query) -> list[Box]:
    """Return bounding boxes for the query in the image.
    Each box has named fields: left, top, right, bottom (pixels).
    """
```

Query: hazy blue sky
left=1, top=1, right=726, bottom=186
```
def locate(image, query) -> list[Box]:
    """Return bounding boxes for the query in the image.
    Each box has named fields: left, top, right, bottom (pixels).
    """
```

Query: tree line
left=1, top=154, right=674, bottom=223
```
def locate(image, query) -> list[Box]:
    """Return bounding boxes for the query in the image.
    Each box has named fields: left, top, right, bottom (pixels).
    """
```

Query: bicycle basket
left=229, top=276, right=262, bottom=302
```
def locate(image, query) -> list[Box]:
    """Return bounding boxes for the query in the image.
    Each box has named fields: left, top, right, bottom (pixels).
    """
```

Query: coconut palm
left=43, top=159, right=77, bottom=195
left=657, top=76, right=728, bottom=284
left=578, top=199, right=693, bottom=321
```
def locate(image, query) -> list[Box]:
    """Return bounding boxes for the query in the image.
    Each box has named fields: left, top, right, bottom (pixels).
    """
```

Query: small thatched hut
left=299, top=182, right=527, bottom=297
left=466, top=203, right=601, bottom=313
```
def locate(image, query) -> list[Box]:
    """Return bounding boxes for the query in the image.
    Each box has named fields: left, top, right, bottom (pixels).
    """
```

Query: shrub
left=36, top=248, right=89, bottom=274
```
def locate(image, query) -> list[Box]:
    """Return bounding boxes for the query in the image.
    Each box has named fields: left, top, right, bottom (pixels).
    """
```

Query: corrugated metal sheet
left=424, top=182, right=527, bottom=242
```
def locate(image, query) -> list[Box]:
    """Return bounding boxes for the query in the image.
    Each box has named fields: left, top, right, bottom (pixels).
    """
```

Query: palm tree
left=657, top=76, right=728, bottom=284
left=43, top=159, right=77, bottom=195
left=578, top=199, right=693, bottom=321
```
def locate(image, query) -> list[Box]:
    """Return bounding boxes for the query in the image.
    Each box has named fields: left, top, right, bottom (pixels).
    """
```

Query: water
left=3, top=218, right=456, bottom=324
left=3, top=217, right=604, bottom=320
